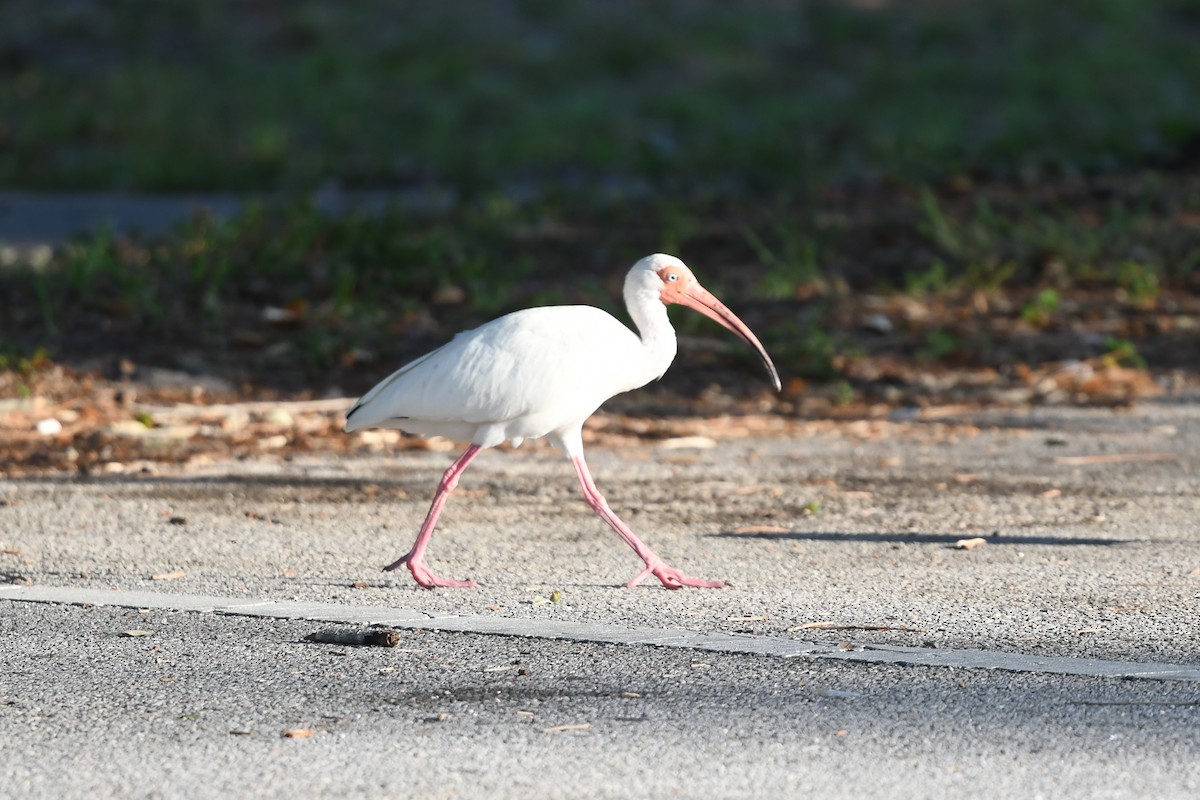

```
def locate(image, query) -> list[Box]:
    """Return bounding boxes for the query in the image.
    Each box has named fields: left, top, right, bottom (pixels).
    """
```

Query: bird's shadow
left=708, top=530, right=1132, bottom=547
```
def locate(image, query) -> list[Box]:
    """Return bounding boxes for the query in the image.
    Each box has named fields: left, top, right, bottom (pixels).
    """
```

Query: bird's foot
left=382, top=553, right=477, bottom=589
left=626, top=561, right=724, bottom=590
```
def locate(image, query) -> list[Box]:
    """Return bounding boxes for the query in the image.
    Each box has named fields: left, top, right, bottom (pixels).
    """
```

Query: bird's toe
left=628, top=562, right=724, bottom=590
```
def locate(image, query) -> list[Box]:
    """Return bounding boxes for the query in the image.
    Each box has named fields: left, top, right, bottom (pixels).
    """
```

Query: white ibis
left=345, top=253, right=780, bottom=589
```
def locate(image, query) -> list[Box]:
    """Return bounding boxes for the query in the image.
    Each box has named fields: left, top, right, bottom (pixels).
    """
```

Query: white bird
left=345, top=253, right=780, bottom=590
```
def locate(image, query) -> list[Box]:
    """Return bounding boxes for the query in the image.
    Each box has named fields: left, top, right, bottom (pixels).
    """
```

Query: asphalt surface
left=3, top=601, right=1198, bottom=800
left=2, top=399, right=1199, bottom=797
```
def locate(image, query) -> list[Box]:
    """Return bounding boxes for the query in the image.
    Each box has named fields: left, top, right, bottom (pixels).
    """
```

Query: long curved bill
left=675, top=283, right=782, bottom=392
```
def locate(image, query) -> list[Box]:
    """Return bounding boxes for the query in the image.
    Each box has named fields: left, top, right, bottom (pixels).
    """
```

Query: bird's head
left=630, top=253, right=781, bottom=392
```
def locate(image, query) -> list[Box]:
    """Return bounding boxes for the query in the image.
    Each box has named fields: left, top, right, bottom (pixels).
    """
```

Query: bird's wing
left=345, top=306, right=645, bottom=432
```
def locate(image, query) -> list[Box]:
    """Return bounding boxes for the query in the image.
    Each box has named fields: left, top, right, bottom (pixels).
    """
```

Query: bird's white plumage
left=344, top=253, right=780, bottom=590
left=344, top=257, right=691, bottom=454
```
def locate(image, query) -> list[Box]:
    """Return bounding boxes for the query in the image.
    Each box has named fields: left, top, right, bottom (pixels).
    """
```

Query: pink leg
left=570, top=454, right=723, bottom=590
left=383, top=444, right=482, bottom=589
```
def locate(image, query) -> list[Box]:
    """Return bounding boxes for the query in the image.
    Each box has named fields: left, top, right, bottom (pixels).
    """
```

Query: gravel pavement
left=2, top=398, right=1198, bottom=797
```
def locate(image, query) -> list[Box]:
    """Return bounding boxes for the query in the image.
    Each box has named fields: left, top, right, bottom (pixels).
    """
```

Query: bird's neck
left=626, top=293, right=678, bottom=382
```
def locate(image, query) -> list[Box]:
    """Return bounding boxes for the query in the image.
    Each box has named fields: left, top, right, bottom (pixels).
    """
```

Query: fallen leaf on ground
left=150, top=569, right=185, bottom=581
left=917, top=404, right=976, bottom=420
left=658, top=435, right=717, bottom=450
left=541, top=723, right=591, bottom=734
left=731, top=524, right=790, bottom=534
left=281, top=728, right=313, bottom=739
left=121, top=630, right=152, bottom=637
left=1052, top=453, right=1176, bottom=465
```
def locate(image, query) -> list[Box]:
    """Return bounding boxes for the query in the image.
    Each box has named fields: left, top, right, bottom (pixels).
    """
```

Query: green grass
left=3, top=1, right=1200, bottom=391
left=901, top=173, right=1200, bottom=294
left=1, top=185, right=1195, bottom=391
left=3, top=1, right=1200, bottom=193
left=1103, top=337, right=1147, bottom=369
left=1021, top=289, right=1061, bottom=328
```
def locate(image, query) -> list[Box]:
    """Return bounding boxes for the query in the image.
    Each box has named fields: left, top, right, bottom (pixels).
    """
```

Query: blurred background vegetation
left=2, top=0, right=1199, bottom=406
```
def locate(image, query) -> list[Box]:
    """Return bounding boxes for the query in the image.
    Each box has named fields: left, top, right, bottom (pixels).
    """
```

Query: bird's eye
left=666, top=272, right=679, bottom=282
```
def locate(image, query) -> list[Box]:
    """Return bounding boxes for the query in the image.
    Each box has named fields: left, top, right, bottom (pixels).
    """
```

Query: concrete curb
left=3, top=584, right=1197, bottom=682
